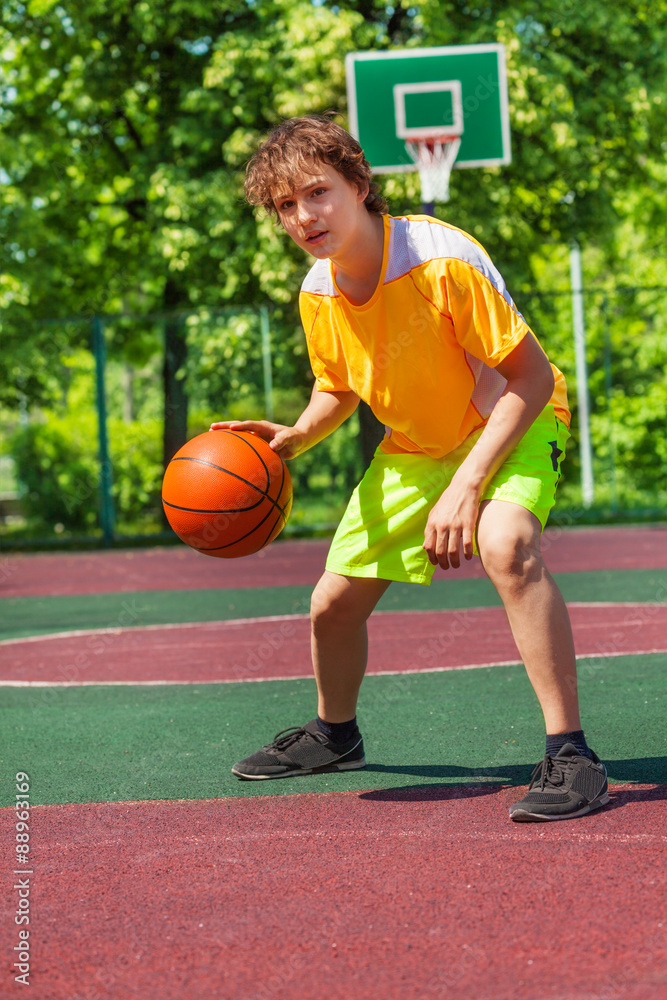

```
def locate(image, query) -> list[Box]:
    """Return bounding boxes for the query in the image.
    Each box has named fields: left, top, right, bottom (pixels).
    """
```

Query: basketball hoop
left=404, top=134, right=461, bottom=205
left=347, top=46, right=512, bottom=210
left=392, top=80, right=464, bottom=208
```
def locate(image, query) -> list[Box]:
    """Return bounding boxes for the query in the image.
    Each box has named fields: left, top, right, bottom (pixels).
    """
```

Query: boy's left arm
left=423, top=331, right=555, bottom=571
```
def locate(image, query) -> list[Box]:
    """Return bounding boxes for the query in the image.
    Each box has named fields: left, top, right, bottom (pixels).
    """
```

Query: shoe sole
left=231, top=758, right=367, bottom=780
left=509, top=791, right=610, bottom=822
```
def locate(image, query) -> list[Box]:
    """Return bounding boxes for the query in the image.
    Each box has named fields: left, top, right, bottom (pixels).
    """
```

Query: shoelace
left=268, top=726, right=310, bottom=751
left=528, top=753, right=570, bottom=791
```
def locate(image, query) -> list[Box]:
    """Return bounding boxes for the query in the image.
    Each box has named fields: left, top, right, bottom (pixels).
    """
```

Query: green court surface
left=1, top=653, right=664, bottom=807
left=2, top=569, right=666, bottom=640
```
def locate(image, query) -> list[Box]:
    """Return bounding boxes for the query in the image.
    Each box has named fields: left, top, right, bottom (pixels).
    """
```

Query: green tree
left=0, top=0, right=372, bottom=456
left=2, top=0, right=666, bottom=514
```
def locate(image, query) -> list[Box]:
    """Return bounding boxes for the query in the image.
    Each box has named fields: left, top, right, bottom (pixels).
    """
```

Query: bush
left=108, top=417, right=163, bottom=521
left=8, top=390, right=363, bottom=537
left=9, top=412, right=164, bottom=532
left=9, top=414, right=100, bottom=530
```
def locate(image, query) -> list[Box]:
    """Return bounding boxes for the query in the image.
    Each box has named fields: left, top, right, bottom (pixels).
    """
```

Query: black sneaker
left=231, top=719, right=366, bottom=780
left=509, top=743, right=609, bottom=822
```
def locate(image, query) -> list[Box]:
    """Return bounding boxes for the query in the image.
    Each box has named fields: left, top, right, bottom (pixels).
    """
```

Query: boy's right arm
left=209, top=383, right=360, bottom=460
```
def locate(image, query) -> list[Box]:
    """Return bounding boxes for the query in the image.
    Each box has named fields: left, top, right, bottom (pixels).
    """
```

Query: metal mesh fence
left=1, top=283, right=665, bottom=549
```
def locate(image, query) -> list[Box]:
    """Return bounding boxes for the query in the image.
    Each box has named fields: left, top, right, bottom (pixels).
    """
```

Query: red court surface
left=2, top=525, right=667, bottom=598
left=3, top=787, right=665, bottom=1000
left=2, top=527, right=665, bottom=1000
left=2, top=603, right=667, bottom=685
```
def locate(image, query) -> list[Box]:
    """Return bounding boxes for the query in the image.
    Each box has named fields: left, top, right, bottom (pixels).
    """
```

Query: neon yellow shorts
left=326, top=404, right=570, bottom=586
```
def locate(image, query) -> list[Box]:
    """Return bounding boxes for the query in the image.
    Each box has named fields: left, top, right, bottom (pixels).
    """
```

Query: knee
left=310, top=577, right=364, bottom=633
left=479, top=532, right=543, bottom=591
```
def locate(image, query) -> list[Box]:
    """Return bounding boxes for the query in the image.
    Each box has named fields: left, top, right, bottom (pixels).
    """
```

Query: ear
left=356, top=179, right=370, bottom=204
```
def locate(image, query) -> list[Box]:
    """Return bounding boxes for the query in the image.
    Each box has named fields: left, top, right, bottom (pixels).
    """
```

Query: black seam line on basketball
left=163, top=497, right=266, bottom=515
left=165, top=486, right=291, bottom=520
left=223, top=507, right=283, bottom=557
left=256, top=509, right=284, bottom=552
left=164, top=485, right=290, bottom=520
left=195, top=495, right=286, bottom=551
left=171, top=437, right=289, bottom=515
left=218, top=429, right=292, bottom=517
left=224, top=430, right=291, bottom=519
left=275, top=446, right=286, bottom=506
left=169, top=456, right=275, bottom=502
left=223, top=430, right=271, bottom=493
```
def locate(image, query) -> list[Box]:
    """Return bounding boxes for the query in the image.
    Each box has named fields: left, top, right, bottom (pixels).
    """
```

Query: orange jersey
left=299, top=214, right=570, bottom=460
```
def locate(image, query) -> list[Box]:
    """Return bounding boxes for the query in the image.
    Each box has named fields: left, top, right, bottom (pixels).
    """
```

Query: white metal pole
left=569, top=242, right=594, bottom=507
left=260, top=306, right=274, bottom=422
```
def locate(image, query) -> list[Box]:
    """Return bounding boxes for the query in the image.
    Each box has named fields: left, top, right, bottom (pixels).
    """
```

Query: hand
left=423, top=476, right=481, bottom=570
left=208, top=419, right=306, bottom=460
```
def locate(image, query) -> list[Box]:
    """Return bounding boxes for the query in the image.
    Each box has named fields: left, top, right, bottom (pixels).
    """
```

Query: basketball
left=161, top=430, right=293, bottom=558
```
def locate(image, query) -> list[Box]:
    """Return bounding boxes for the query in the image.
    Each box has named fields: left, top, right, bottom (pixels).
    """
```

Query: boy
left=211, top=114, right=609, bottom=822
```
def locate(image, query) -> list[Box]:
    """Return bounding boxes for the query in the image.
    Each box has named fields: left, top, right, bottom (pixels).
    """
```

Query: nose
left=296, top=199, right=316, bottom=226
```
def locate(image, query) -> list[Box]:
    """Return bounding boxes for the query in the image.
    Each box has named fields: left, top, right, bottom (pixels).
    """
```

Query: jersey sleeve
left=299, top=291, right=350, bottom=392
left=441, top=257, right=532, bottom=367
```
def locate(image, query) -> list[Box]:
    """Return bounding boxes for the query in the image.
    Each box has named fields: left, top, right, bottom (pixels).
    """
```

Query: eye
left=278, top=198, right=294, bottom=211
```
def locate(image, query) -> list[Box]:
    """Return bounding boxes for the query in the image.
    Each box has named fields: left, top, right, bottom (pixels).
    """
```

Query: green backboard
left=346, top=44, right=511, bottom=174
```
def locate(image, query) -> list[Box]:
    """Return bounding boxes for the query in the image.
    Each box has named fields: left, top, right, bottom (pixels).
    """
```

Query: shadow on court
left=362, top=761, right=527, bottom=788
left=605, top=755, right=667, bottom=783
left=360, top=756, right=667, bottom=802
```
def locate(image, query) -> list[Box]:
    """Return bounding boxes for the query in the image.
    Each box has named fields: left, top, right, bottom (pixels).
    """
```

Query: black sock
left=546, top=730, right=593, bottom=760
left=317, top=716, right=357, bottom=744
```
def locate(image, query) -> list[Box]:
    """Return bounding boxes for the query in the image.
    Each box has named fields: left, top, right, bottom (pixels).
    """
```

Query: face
left=273, top=162, right=369, bottom=259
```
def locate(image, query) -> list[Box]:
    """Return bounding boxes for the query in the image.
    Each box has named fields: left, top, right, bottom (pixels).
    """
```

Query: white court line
left=0, top=614, right=308, bottom=647
left=0, top=601, right=663, bottom=647
left=0, top=646, right=665, bottom=687
left=217, top=827, right=667, bottom=845
left=19, top=821, right=666, bottom=845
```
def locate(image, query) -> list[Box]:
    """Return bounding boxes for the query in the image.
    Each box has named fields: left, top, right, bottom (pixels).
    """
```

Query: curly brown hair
left=244, top=113, right=388, bottom=217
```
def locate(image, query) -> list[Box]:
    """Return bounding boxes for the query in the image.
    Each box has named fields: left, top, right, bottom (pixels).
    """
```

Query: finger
left=211, top=420, right=275, bottom=441
left=446, top=528, right=461, bottom=569
left=269, top=434, right=291, bottom=455
left=209, top=420, right=266, bottom=429
left=270, top=429, right=300, bottom=456
left=462, top=525, right=474, bottom=561
left=422, top=525, right=438, bottom=567
left=209, top=420, right=253, bottom=431
left=435, top=528, right=451, bottom=571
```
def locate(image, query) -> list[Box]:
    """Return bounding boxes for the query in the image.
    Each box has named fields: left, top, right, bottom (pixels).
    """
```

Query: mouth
left=305, top=230, right=327, bottom=245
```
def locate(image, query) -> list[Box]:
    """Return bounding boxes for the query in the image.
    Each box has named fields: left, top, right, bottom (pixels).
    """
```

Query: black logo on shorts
left=549, top=440, right=563, bottom=472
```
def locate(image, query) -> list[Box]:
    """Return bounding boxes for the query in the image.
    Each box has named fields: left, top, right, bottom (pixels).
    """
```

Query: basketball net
left=405, top=135, right=461, bottom=205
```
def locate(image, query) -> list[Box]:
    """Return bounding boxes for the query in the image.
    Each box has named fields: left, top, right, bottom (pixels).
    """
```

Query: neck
left=331, top=212, right=385, bottom=303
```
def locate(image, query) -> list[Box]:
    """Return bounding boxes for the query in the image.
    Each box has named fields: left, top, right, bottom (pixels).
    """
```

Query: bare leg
left=476, top=499, right=581, bottom=735
left=310, top=571, right=392, bottom=722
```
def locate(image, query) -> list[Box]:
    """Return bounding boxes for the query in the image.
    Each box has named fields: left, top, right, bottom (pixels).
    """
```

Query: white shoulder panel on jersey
left=301, top=258, right=338, bottom=297
left=385, top=216, right=522, bottom=317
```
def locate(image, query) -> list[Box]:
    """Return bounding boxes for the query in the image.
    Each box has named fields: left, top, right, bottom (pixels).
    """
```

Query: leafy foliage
left=8, top=408, right=164, bottom=531
left=1, top=0, right=667, bottom=531
left=9, top=414, right=100, bottom=530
